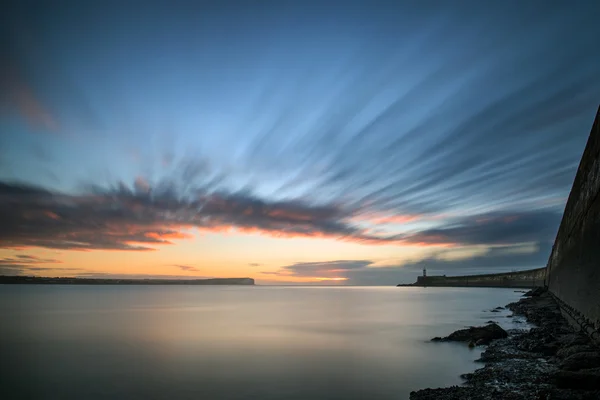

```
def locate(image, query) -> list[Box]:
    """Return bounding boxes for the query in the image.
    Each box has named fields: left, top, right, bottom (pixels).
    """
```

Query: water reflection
left=0, top=286, right=524, bottom=399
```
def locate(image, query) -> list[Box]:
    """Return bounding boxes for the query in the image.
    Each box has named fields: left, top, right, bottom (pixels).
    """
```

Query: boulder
left=558, top=333, right=591, bottom=348
left=560, top=352, right=600, bottom=371
left=553, top=367, right=600, bottom=390
left=557, top=345, right=597, bottom=359
left=431, top=323, right=508, bottom=345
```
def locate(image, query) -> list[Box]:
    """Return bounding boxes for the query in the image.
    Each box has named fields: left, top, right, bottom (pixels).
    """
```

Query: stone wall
left=546, top=105, right=600, bottom=334
left=414, top=267, right=546, bottom=288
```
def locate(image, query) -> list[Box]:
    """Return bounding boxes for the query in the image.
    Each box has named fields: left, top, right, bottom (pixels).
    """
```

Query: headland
left=0, top=275, right=255, bottom=285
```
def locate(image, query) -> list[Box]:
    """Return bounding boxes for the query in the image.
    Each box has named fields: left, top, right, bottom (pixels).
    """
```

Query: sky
left=1, top=1, right=599, bottom=285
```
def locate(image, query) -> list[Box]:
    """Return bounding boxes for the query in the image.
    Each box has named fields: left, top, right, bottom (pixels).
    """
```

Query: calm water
left=0, top=286, right=527, bottom=400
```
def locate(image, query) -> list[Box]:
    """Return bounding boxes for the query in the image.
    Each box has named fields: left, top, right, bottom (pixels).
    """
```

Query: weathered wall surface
left=413, top=267, right=546, bottom=288
left=546, top=106, right=600, bottom=333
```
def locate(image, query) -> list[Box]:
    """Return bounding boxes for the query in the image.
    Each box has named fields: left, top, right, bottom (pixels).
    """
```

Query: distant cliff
left=0, top=276, right=255, bottom=285
left=398, top=268, right=546, bottom=288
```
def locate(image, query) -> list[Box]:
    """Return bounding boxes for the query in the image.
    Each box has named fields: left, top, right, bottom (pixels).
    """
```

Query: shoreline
left=410, top=289, right=600, bottom=399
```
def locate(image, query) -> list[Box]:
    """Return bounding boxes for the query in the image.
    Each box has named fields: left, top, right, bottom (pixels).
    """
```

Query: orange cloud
left=353, top=212, right=419, bottom=225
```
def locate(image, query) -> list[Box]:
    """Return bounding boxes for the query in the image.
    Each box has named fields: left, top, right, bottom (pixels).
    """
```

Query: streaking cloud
left=0, top=1, right=598, bottom=281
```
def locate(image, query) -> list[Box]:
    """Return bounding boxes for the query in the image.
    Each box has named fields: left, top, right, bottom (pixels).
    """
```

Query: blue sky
left=1, top=1, right=599, bottom=284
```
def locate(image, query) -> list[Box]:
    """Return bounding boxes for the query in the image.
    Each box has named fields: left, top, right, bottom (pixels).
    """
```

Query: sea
left=0, top=285, right=529, bottom=400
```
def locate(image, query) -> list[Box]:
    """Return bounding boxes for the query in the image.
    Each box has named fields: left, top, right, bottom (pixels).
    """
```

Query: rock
left=414, top=291, right=600, bottom=400
left=486, top=320, right=495, bottom=324
left=558, top=333, right=591, bottom=348
left=494, top=306, right=505, bottom=310
left=523, top=287, right=546, bottom=297
left=536, top=341, right=560, bottom=356
left=560, top=352, right=600, bottom=371
left=490, top=309, right=500, bottom=313
left=431, top=323, right=508, bottom=345
left=557, top=345, right=597, bottom=359
left=553, top=368, right=600, bottom=390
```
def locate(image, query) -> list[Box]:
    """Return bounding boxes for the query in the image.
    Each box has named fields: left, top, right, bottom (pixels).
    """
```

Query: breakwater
left=400, top=267, right=546, bottom=288
left=546, top=105, right=600, bottom=342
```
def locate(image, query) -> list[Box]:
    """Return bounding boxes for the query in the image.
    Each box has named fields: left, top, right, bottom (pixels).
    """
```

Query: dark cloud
left=0, top=177, right=564, bottom=253
left=398, top=210, right=561, bottom=246
left=0, top=179, right=360, bottom=251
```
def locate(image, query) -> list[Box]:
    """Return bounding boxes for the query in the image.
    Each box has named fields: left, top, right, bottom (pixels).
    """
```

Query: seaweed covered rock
left=431, top=323, right=508, bottom=346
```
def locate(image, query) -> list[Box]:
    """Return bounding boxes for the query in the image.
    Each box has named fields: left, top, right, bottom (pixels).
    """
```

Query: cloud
left=397, top=210, right=561, bottom=246
left=263, top=241, right=550, bottom=285
left=1, top=2, right=596, bottom=276
left=263, top=260, right=373, bottom=280
left=0, top=253, right=74, bottom=275
left=0, top=42, right=59, bottom=132
left=0, top=175, right=564, bottom=253
left=0, top=254, right=61, bottom=265
left=0, top=179, right=364, bottom=251
left=248, top=263, right=261, bottom=267
left=174, top=264, right=200, bottom=272
left=344, top=242, right=552, bottom=286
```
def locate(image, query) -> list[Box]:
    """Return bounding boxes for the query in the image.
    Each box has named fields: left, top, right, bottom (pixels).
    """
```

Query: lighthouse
left=423, top=268, right=427, bottom=278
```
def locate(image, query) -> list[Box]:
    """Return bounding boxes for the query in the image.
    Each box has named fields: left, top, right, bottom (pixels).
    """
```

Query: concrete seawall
left=406, top=268, right=546, bottom=288
left=546, top=105, right=600, bottom=340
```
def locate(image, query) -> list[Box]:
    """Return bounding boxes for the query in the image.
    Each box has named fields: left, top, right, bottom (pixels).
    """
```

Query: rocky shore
left=410, top=288, right=600, bottom=400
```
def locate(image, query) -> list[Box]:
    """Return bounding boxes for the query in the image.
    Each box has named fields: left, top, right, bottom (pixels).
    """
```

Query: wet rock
left=560, top=352, right=600, bottom=371
left=558, top=333, right=591, bottom=348
left=431, top=323, right=508, bottom=345
left=412, top=290, right=600, bottom=400
left=556, top=345, right=597, bottom=359
left=494, top=306, right=505, bottom=310
left=553, top=368, right=600, bottom=390
left=523, top=287, right=546, bottom=297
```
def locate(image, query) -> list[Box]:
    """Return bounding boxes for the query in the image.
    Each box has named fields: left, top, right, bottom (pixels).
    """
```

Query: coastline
left=0, top=275, right=255, bottom=285
left=410, top=289, right=600, bottom=399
